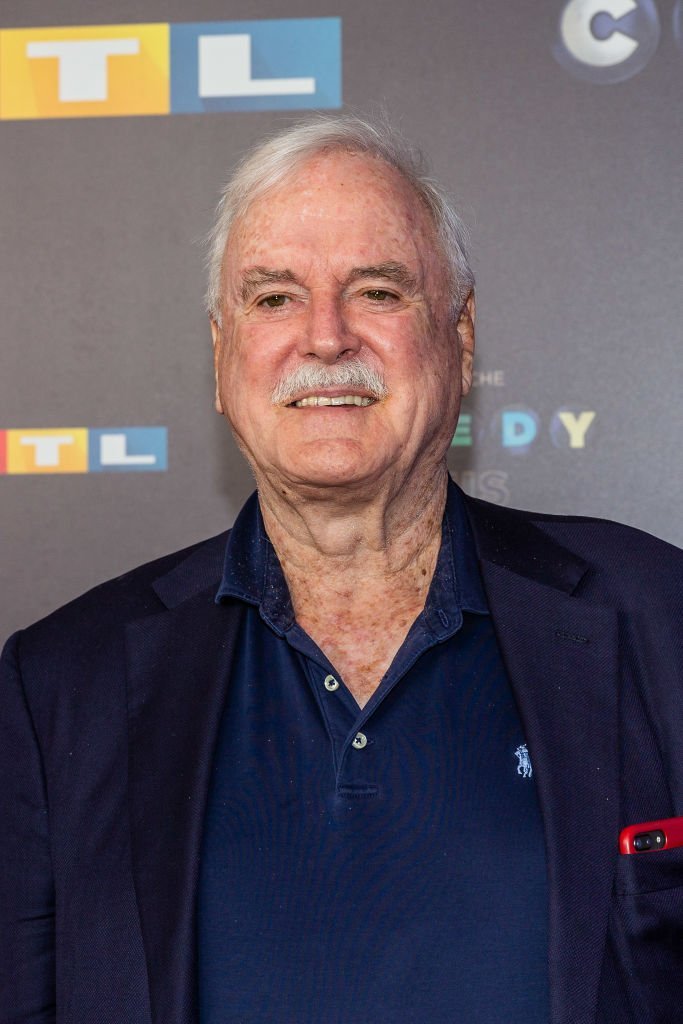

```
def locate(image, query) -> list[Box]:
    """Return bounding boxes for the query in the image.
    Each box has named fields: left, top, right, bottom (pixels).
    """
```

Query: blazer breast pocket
left=614, top=843, right=683, bottom=896
left=606, top=847, right=683, bottom=1022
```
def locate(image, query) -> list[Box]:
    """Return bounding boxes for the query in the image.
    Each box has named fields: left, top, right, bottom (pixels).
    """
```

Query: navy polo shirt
left=198, top=481, right=549, bottom=1023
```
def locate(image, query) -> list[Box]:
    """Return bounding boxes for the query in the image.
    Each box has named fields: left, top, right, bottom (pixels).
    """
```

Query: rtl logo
left=0, top=18, right=340, bottom=120
left=0, top=427, right=167, bottom=473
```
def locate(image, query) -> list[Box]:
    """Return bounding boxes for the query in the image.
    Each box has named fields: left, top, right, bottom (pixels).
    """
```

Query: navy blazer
left=2, top=490, right=683, bottom=1024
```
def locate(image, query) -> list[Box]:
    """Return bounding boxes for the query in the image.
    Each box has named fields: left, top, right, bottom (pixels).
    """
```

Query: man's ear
left=456, top=290, right=476, bottom=396
left=210, top=317, right=225, bottom=415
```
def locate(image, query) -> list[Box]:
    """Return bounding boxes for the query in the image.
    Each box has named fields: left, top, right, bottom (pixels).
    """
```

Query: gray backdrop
left=2, top=0, right=682, bottom=638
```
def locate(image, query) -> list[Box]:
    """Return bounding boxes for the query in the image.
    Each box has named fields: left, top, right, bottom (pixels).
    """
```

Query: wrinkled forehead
left=223, top=151, right=445, bottom=283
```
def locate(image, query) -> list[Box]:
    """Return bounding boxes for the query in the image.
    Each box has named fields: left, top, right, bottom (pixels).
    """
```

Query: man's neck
left=257, top=464, right=449, bottom=581
left=255, top=464, right=449, bottom=707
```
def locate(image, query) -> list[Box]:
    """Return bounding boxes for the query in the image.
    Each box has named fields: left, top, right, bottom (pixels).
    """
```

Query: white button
left=324, top=674, right=340, bottom=692
left=352, top=732, right=368, bottom=749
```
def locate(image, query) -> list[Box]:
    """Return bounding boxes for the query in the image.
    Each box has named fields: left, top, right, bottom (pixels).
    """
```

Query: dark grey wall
left=3, top=0, right=682, bottom=636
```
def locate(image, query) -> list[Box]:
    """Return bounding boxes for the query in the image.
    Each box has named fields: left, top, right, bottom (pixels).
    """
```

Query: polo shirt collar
left=215, top=491, right=294, bottom=634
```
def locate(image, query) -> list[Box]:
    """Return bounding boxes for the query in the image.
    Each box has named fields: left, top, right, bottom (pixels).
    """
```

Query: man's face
left=212, top=151, right=474, bottom=497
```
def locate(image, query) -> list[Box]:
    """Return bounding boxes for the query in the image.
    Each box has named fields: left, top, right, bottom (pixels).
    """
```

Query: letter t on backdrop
left=0, top=24, right=169, bottom=119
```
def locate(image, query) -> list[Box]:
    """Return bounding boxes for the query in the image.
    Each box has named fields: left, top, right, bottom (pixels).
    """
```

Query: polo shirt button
left=352, top=732, right=368, bottom=750
left=324, top=675, right=340, bottom=692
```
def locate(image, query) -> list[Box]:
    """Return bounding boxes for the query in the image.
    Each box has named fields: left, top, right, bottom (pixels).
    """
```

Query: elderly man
left=2, top=116, right=683, bottom=1024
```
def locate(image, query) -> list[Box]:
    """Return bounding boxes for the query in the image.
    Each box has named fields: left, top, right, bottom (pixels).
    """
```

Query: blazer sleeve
left=0, top=632, right=56, bottom=1023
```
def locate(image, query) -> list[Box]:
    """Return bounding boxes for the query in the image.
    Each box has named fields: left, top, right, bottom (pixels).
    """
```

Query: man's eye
left=363, top=289, right=397, bottom=301
left=258, top=294, right=289, bottom=308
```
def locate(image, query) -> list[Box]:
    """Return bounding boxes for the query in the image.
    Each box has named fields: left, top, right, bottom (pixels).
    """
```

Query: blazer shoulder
left=466, top=494, right=683, bottom=604
left=531, top=509, right=683, bottom=580
left=8, top=530, right=230, bottom=657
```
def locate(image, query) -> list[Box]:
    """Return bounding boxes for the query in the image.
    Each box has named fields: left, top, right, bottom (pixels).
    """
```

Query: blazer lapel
left=466, top=497, right=619, bottom=1024
left=126, top=538, right=244, bottom=1024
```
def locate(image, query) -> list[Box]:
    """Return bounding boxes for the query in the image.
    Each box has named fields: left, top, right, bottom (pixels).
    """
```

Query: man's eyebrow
left=238, top=262, right=420, bottom=301
left=239, top=267, right=300, bottom=302
left=345, top=262, right=419, bottom=291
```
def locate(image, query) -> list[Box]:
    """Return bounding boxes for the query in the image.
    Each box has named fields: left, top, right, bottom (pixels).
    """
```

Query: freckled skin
left=211, top=152, right=475, bottom=708
left=286, top=502, right=444, bottom=706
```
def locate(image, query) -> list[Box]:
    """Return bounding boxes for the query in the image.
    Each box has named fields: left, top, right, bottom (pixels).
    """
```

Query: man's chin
left=281, top=466, right=379, bottom=494
left=270, top=449, right=390, bottom=497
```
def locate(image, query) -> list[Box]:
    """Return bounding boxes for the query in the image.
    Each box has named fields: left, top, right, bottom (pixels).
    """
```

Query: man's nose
left=297, top=293, right=361, bottom=362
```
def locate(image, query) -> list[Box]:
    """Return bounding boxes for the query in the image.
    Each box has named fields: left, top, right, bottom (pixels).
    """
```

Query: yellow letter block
left=7, top=428, right=88, bottom=473
left=0, top=23, right=169, bottom=120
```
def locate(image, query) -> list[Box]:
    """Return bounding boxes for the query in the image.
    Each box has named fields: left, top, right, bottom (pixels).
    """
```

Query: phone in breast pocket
left=619, top=816, right=683, bottom=854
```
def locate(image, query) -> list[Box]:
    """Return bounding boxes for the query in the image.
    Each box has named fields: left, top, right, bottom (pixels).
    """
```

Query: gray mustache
left=271, top=358, right=388, bottom=405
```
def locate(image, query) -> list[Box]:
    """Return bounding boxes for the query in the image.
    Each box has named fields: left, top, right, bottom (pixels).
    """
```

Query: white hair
left=205, top=114, right=474, bottom=325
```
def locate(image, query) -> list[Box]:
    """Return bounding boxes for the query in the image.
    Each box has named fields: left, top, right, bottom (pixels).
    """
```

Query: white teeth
left=293, top=395, right=374, bottom=408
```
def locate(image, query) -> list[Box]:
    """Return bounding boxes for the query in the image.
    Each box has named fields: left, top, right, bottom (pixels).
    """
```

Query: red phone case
left=619, top=816, right=683, bottom=854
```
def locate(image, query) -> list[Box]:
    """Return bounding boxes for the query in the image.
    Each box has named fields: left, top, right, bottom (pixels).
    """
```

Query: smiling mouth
left=290, top=395, right=376, bottom=408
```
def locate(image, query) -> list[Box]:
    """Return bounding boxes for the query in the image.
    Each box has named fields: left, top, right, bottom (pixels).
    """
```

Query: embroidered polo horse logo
left=514, top=743, right=533, bottom=778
